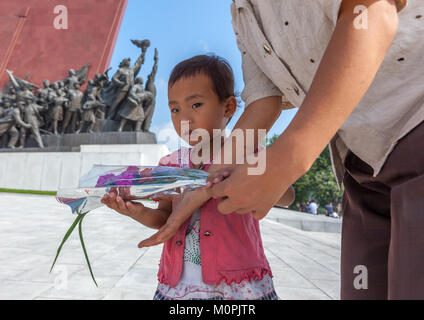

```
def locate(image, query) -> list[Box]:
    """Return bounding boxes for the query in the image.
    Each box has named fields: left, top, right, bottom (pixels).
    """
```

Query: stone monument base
left=0, top=144, right=169, bottom=191
left=24, top=131, right=157, bottom=149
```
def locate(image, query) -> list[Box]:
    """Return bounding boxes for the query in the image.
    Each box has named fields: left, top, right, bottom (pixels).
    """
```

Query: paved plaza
left=0, top=193, right=341, bottom=300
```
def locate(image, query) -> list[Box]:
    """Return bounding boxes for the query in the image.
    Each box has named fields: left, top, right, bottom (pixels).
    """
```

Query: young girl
left=102, top=55, right=294, bottom=300
left=206, top=0, right=424, bottom=300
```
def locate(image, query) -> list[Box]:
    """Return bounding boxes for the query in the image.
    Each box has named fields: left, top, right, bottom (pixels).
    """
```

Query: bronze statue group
left=0, top=39, right=157, bottom=149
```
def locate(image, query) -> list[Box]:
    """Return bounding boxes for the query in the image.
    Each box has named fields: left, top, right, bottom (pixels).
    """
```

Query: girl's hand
left=101, top=187, right=145, bottom=218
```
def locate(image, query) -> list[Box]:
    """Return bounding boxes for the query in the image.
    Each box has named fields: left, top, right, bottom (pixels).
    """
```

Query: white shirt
left=231, top=0, right=424, bottom=185
left=308, top=202, right=318, bottom=215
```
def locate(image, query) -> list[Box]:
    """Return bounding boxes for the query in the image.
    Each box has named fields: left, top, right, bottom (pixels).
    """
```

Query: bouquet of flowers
left=51, top=165, right=208, bottom=286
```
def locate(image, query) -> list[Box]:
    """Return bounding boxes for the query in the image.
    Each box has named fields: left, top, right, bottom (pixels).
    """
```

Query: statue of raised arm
left=6, top=70, right=37, bottom=103
left=130, top=39, right=150, bottom=79
left=101, top=39, right=151, bottom=120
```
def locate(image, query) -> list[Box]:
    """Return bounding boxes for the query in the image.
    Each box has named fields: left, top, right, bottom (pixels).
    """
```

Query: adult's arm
left=212, top=96, right=283, bottom=165
left=270, top=0, right=399, bottom=179
left=207, top=0, right=400, bottom=218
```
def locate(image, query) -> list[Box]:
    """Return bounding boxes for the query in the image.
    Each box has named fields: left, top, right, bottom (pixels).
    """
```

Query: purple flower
left=116, top=171, right=136, bottom=182
left=114, top=180, right=133, bottom=186
left=95, top=173, right=116, bottom=187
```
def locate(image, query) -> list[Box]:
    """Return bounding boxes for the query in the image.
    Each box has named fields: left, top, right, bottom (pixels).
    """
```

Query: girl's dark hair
left=169, top=55, right=238, bottom=124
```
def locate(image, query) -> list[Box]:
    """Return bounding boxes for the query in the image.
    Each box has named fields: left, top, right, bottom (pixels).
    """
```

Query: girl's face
left=168, top=73, right=236, bottom=146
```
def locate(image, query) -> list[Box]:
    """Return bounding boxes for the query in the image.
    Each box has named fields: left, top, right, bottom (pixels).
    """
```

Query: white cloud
left=198, top=40, right=210, bottom=53
left=156, top=78, right=167, bottom=91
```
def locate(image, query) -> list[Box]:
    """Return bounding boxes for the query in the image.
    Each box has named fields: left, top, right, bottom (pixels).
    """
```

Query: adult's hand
left=138, top=187, right=211, bottom=248
left=137, top=206, right=184, bottom=248
left=206, top=147, right=293, bottom=220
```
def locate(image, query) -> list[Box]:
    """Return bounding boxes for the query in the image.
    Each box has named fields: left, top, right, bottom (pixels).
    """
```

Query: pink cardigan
left=156, top=148, right=272, bottom=287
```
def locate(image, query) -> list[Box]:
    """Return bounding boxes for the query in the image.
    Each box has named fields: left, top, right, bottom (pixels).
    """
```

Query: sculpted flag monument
left=0, top=0, right=159, bottom=149
left=0, top=0, right=168, bottom=193
left=0, top=0, right=127, bottom=90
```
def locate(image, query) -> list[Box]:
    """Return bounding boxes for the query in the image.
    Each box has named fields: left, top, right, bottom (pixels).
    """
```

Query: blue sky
left=109, top=0, right=297, bottom=151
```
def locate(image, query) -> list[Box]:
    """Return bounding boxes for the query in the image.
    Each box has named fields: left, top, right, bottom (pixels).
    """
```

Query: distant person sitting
left=325, top=202, right=340, bottom=218
left=308, top=200, right=318, bottom=215
left=296, top=202, right=301, bottom=212
left=325, top=202, right=336, bottom=218
left=325, top=202, right=333, bottom=216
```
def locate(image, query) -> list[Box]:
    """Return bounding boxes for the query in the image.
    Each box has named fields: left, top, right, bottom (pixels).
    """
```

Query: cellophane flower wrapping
left=51, top=165, right=208, bottom=286
left=56, top=165, right=209, bottom=214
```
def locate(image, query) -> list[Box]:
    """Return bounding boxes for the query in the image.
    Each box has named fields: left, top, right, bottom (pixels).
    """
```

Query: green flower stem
left=78, top=213, right=98, bottom=287
left=50, top=213, right=83, bottom=273
left=50, top=204, right=97, bottom=287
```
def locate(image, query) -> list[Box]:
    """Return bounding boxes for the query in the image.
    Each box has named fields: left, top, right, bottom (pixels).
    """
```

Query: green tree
left=266, top=133, right=343, bottom=213
left=265, top=133, right=279, bottom=146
